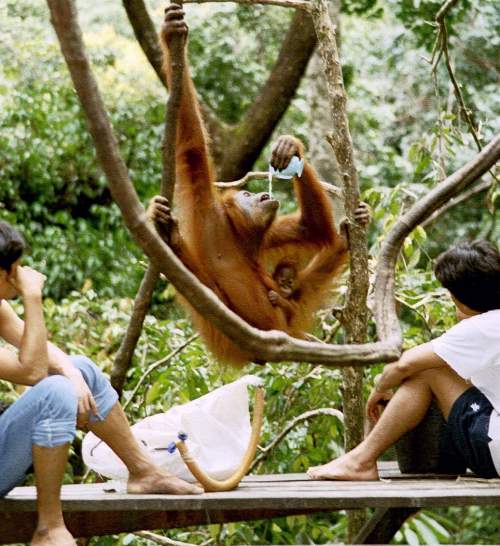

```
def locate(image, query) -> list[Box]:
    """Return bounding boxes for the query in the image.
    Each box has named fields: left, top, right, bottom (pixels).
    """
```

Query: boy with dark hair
left=0, top=221, right=201, bottom=546
left=308, top=240, right=500, bottom=481
left=0, top=221, right=25, bottom=272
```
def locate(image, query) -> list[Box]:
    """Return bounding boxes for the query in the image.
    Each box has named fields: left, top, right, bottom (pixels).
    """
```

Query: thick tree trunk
left=218, top=11, right=318, bottom=180
left=309, top=2, right=368, bottom=539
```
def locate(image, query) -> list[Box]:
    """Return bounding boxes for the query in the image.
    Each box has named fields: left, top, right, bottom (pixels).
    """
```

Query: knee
left=34, top=375, right=77, bottom=416
left=70, top=355, right=105, bottom=385
left=70, top=355, right=98, bottom=374
left=412, top=366, right=457, bottom=384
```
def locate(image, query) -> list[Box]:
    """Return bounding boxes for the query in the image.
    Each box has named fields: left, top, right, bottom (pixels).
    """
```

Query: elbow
left=19, top=358, right=50, bottom=385
left=395, top=357, right=415, bottom=380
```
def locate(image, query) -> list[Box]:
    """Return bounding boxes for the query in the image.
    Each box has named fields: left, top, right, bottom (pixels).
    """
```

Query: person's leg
left=71, top=356, right=202, bottom=494
left=0, top=375, right=78, bottom=545
left=308, top=366, right=469, bottom=480
left=31, top=444, right=76, bottom=546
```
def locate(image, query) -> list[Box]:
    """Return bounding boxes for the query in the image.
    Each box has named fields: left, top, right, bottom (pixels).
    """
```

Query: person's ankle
left=34, top=520, right=66, bottom=535
left=346, top=448, right=377, bottom=471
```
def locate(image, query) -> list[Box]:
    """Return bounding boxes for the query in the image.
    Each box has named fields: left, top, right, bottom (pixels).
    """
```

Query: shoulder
left=447, top=310, right=500, bottom=340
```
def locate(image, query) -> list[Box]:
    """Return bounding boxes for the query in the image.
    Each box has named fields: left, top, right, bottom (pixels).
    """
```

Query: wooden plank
left=4, top=476, right=500, bottom=512
left=2, top=471, right=500, bottom=544
left=0, top=508, right=322, bottom=544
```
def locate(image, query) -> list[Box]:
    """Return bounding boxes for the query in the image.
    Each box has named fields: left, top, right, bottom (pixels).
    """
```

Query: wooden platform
left=2, top=463, right=500, bottom=543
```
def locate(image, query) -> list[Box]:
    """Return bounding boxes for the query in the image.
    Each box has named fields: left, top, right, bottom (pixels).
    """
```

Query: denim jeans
left=0, top=355, right=118, bottom=497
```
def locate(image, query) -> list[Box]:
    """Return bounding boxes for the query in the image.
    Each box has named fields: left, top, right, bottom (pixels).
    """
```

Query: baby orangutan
left=267, top=202, right=371, bottom=327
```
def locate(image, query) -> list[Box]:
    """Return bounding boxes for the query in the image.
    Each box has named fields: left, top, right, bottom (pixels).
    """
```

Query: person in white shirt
left=308, top=239, right=500, bottom=480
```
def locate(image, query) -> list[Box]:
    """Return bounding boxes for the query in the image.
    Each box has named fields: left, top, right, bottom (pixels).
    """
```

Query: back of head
left=434, top=240, right=500, bottom=312
left=0, top=221, right=25, bottom=272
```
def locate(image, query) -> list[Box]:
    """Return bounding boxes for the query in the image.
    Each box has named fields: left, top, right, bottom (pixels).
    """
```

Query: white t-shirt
left=432, top=309, right=500, bottom=474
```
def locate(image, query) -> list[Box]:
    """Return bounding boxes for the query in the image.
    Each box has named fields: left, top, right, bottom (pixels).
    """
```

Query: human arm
left=0, top=298, right=98, bottom=426
left=0, top=267, right=49, bottom=385
left=366, top=343, right=447, bottom=422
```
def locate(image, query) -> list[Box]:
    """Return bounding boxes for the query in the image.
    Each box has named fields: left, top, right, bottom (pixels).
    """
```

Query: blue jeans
left=0, top=356, right=118, bottom=497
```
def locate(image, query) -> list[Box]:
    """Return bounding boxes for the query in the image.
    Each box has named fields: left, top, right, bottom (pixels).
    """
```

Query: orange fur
left=160, top=23, right=347, bottom=366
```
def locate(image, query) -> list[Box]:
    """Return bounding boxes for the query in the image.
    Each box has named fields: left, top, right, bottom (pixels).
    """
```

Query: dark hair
left=0, top=221, right=25, bottom=272
left=434, top=240, right=500, bottom=312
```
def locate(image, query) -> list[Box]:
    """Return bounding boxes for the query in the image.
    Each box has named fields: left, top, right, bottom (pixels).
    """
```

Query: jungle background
left=0, top=0, right=499, bottom=544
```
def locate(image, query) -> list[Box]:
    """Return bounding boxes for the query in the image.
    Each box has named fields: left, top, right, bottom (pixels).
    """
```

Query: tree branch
left=122, top=334, right=198, bottom=410
left=250, top=407, right=343, bottom=470
left=421, top=178, right=492, bottom=229
left=122, top=0, right=166, bottom=86
left=215, top=171, right=343, bottom=199
left=111, top=264, right=159, bottom=394
left=135, top=531, right=199, bottom=546
left=310, top=1, right=368, bottom=486
left=48, top=0, right=499, bottom=368
left=218, top=9, right=318, bottom=180
left=112, top=3, right=186, bottom=397
left=373, top=133, right=500, bottom=344
left=184, top=0, right=312, bottom=10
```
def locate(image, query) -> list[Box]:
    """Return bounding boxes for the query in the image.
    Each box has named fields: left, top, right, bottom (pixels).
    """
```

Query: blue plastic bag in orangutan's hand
left=268, top=155, right=304, bottom=180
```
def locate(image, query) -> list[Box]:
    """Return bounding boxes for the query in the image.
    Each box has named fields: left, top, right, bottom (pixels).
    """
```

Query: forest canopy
left=0, top=0, right=499, bottom=544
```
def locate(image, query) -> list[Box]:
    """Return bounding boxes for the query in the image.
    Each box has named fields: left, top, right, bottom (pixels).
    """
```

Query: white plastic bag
left=82, top=375, right=263, bottom=483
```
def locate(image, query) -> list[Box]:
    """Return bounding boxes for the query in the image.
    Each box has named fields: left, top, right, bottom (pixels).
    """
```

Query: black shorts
left=438, top=386, right=499, bottom=478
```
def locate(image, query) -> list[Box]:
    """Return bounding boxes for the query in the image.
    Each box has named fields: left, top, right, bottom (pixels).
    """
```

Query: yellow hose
left=175, top=385, right=265, bottom=492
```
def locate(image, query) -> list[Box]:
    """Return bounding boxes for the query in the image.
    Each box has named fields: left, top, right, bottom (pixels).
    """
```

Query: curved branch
left=374, top=134, right=500, bottom=344
left=250, top=407, right=344, bottom=470
left=47, top=0, right=400, bottom=367
left=135, top=531, right=198, bottom=546
left=122, top=0, right=166, bottom=86
left=122, top=334, right=198, bottom=410
left=184, top=0, right=311, bottom=9
left=215, top=171, right=343, bottom=199
left=421, top=178, right=492, bottom=229
left=111, top=264, right=159, bottom=394
left=218, top=10, right=318, bottom=180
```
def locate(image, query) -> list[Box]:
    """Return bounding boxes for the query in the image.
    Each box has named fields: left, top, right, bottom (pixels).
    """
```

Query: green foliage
left=388, top=0, right=471, bottom=47
left=0, top=1, right=166, bottom=299
left=187, top=5, right=292, bottom=124
left=1, top=0, right=499, bottom=544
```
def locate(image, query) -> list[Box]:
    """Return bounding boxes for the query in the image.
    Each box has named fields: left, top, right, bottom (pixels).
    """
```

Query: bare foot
left=307, top=452, right=379, bottom=481
left=127, top=469, right=204, bottom=495
left=31, top=526, right=77, bottom=546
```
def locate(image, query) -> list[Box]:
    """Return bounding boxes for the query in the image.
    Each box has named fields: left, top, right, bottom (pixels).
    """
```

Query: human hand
left=67, top=369, right=100, bottom=428
left=162, top=3, right=188, bottom=47
left=8, top=266, right=46, bottom=298
left=271, top=135, right=304, bottom=171
left=366, top=386, right=393, bottom=423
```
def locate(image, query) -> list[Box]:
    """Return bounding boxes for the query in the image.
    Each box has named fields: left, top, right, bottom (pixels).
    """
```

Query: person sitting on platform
left=308, top=239, right=500, bottom=481
left=0, top=221, right=202, bottom=546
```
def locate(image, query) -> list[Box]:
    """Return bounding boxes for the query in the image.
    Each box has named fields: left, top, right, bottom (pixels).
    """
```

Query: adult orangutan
left=152, top=5, right=350, bottom=365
